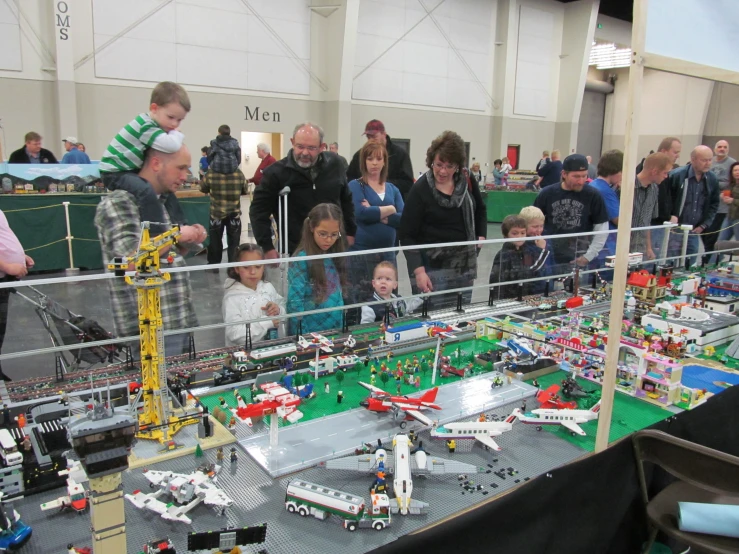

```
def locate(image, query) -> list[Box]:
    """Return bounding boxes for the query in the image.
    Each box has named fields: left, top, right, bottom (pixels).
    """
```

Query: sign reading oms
left=245, top=106, right=280, bottom=123
left=56, top=1, right=70, bottom=40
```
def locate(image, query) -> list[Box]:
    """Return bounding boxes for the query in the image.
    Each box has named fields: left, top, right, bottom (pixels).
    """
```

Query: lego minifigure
left=396, top=383, right=401, bottom=395
left=446, top=439, right=456, bottom=453
left=408, top=429, right=416, bottom=444
left=370, top=374, right=376, bottom=386
left=230, top=447, right=238, bottom=463
left=1, top=404, right=10, bottom=429
left=337, top=390, right=344, bottom=404
left=324, top=382, right=330, bottom=394
left=216, top=446, right=224, bottom=463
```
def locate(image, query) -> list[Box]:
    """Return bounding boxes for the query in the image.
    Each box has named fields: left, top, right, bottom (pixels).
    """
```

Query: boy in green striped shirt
left=99, top=81, right=191, bottom=233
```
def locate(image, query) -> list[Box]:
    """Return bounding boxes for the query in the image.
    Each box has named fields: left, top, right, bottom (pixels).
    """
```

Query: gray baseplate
left=240, top=373, right=539, bottom=478
left=11, top=400, right=585, bottom=554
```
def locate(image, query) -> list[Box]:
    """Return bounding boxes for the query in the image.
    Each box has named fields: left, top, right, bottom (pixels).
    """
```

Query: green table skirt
left=0, top=193, right=210, bottom=272
left=485, top=190, right=538, bottom=223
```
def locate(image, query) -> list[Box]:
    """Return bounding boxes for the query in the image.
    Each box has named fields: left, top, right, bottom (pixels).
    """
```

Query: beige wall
left=0, top=79, right=60, bottom=159
left=703, top=83, right=739, bottom=155
left=602, top=67, right=713, bottom=160
left=350, top=104, right=494, bottom=177
left=74, top=83, right=323, bottom=161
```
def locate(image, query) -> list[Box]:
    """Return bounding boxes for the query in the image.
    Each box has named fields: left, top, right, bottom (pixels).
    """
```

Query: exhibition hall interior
left=1, top=0, right=739, bottom=553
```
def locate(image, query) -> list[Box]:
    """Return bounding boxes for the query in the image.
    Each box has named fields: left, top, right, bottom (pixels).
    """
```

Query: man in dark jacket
left=537, top=149, right=563, bottom=187
left=667, top=145, right=718, bottom=268
left=250, top=122, right=357, bottom=259
left=347, top=120, right=414, bottom=199
left=8, top=132, right=58, bottom=164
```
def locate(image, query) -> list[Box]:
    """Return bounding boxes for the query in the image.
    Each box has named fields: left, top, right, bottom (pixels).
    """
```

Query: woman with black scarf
left=400, top=131, right=487, bottom=310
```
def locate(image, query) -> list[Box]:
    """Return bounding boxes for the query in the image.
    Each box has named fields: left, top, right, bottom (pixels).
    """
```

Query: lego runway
left=239, top=372, right=538, bottom=477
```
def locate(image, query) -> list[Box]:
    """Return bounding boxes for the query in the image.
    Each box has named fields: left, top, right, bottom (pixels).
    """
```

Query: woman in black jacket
left=400, top=131, right=487, bottom=309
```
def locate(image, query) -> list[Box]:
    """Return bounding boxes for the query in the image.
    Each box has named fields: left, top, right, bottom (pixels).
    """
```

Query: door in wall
left=240, top=132, right=283, bottom=180
left=506, top=145, right=520, bottom=170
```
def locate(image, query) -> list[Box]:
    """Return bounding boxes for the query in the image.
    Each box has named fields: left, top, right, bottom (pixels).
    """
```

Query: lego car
left=440, top=364, right=466, bottom=378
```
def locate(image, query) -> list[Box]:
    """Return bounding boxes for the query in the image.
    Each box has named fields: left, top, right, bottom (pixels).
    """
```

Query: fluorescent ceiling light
left=589, top=42, right=631, bottom=69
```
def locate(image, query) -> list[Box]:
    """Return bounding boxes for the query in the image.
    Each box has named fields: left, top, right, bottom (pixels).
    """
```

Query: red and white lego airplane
left=297, top=333, right=334, bottom=352
left=358, top=382, right=441, bottom=428
left=39, top=459, right=88, bottom=514
left=235, top=382, right=303, bottom=427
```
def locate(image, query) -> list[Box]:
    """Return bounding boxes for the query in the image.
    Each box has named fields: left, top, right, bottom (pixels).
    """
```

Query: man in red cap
left=347, top=120, right=414, bottom=200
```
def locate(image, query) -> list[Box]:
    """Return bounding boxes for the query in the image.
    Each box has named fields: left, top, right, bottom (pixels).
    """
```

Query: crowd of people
left=2, top=79, right=738, bottom=362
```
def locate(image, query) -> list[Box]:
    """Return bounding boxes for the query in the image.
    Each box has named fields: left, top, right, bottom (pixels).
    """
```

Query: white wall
left=352, top=0, right=497, bottom=112
left=603, top=67, right=714, bottom=158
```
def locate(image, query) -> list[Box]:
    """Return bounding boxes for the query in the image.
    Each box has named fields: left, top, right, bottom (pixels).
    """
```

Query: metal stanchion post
left=680, top=225, right=693, bottom=269
left=62, top=201, right=79, bottom=274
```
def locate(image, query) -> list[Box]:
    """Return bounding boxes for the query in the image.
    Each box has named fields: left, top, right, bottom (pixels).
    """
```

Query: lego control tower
left=68, top=385, right=138, bottom=554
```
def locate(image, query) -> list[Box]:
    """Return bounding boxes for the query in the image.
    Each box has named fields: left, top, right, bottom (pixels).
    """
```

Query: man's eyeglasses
left=433, top=162, right=458, bottom=172
left=294, top=144, right=320, bottom=153
left=316, top=231, right=341, bottom=240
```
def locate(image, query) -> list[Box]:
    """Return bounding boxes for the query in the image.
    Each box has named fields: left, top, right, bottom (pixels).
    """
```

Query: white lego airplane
left=297, top=333, right=334, bottom=352
left=429, top=410, right=517, bottom=451
left=319, top=434, right=478, bottom=516
left=512, top=400, right=601, bottom=436
left=125, top=463, right=233, bottom=524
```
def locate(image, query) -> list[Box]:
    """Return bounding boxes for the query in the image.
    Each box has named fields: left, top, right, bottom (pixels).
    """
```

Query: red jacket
left=250, top=154, right=277, bottom=186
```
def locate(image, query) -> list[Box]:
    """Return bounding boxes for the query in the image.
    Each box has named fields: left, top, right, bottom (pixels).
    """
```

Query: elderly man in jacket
left=667, top=145, right=719, bottom=268
left=250, top=122, right=356, bottom=259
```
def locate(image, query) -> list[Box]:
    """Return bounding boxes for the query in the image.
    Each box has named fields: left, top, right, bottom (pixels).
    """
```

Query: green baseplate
left=198, top=338, right=495, bottom=428
left=525, top=370, right=673, bottom=452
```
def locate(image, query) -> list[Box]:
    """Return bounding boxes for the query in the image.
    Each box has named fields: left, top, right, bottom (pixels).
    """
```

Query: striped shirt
left=99, top=113, right=168, bottom=173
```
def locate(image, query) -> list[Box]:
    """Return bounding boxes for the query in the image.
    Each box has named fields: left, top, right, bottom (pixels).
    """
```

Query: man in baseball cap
left=533, top=152, right=609, bottom=271
left=61, top=136, right=91, bottom=164
left=346, top=119, right=414, bottom=199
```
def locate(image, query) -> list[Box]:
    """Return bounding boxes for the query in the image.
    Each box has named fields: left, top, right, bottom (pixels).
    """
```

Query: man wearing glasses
left=250, top=122, right=356, bottom=258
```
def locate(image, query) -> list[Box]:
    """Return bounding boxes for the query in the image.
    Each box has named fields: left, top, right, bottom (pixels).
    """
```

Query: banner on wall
left=0, top=163, right=102, bottom=193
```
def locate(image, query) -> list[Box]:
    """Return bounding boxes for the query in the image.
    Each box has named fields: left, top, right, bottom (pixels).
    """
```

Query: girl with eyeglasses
left=287, top=203, right=348, bottom=334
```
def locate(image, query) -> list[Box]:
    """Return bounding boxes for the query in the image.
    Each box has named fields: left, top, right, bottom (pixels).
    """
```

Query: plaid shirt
left=200, top=169, right=246, bottom=220
left=94, top=190, right=198, bottom=338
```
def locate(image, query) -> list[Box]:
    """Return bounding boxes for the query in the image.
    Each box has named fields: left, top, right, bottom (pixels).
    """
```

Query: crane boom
left=108, top=223, right=197, bottom=442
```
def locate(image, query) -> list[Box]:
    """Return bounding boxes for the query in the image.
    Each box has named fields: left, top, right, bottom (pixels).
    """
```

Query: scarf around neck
left=424, top=169, right=477, bottom=273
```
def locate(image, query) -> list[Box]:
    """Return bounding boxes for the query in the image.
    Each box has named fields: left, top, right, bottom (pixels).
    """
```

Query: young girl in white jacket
left=223, top=243, right=286, bottom=346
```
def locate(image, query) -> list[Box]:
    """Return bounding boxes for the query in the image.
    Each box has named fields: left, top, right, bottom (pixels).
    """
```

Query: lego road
left=240, top=372, right=538, bottom=477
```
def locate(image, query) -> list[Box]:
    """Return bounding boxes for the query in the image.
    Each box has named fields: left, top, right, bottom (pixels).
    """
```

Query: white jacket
left=222, top=278, right=286, bottom=346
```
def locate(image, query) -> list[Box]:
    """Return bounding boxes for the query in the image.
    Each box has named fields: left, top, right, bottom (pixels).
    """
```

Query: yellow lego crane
left=108, top=223, right=197, bottom=443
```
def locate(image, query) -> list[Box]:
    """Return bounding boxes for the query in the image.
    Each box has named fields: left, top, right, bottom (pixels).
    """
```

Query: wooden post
left=594, top=0, right=648, bottom=452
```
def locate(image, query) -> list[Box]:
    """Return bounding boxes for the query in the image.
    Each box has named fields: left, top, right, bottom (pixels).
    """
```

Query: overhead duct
left=585, top=79, right=615, bottom=94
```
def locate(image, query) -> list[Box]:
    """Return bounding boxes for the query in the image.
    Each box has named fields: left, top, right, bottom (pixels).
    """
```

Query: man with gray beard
left=250, top=122, right=356, bottom=258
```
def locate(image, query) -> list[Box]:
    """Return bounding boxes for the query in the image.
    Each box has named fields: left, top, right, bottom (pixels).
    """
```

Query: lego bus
left=285, top=480, right=391, bottom=531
